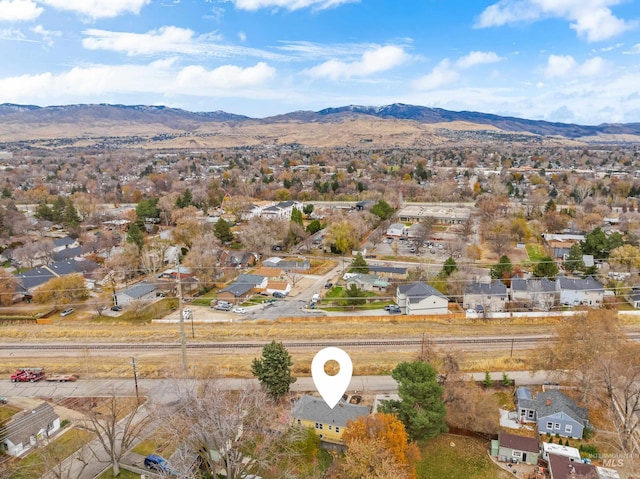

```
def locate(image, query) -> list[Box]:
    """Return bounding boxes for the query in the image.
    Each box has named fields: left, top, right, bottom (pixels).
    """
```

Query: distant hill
left=0, top=102, right=639, bottom=148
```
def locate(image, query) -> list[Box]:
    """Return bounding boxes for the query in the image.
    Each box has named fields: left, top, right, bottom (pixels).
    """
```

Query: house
left=291, top=395, right=370, bottom=446
left=518, top=388, right=589, bottom=439
left=115, top=281, right=157, bottom=306
left=52, top=236, right=80, bottom=252
left=220, top=250, right=257, bottom=269
left=386, top=223, right=407, bottom=238
left=542, top=443, right=582, bottom=462
left=1, top=403, right=61, bottom=457
left=396, top=282, right=448, bottom=315
left=557, top=276, right=604, bottom=307
left=265, top=280, right=291, bottom=296
left=626, top=287, right=640, bottom=308
left=345, top=273, right=389, bottom=292
left=493, top=432, right=539, bottom=465
left=236, top=274, right=268, bottom=289
left=217, top=282, right=255, bottom=304
left=251, top=267, right=283, bottom=279
left=463, top=280, right=508, bottom=313
left=368, top=265, right=408, bottom=280
left=260, top=200, right=303, bottom=219
left=262, top=257, right=311, bottom=272
left=510, top=278, right=557, bottom=311
left=547, top=453, right=596, bottom=479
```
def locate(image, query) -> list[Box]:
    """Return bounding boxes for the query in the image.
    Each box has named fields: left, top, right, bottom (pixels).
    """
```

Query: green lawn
left=417, top=434, right=511, bottom=479
left=525, top=244, right=546, bottom=262
left=96, top=468, right=141, bottom=479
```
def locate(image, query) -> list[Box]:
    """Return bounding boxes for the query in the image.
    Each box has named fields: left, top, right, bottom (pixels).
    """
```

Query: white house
left=463, top=280, right=508, bottom=312
left=557, top=276, right=604, bottom=307
left=1, top=403, right=61, bottom=457
left=386, top=223, right=407, bottom=238
left=396, top=282, right=449, bottom=315
left=260, top=201, right=304, bottom=219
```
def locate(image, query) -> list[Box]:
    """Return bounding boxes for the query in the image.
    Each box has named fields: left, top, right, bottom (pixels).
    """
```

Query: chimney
left=546, top=398, right=551, bottom=407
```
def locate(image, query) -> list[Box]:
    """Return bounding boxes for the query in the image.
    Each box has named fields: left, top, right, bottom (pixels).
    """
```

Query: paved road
left=0, top=371, right=552, bottom=401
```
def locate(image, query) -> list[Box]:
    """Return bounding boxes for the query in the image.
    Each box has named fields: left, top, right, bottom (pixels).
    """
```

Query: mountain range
left=0, top=102, right=639, bottom=149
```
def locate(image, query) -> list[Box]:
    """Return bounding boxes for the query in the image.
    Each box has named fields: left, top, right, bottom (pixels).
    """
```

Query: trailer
left=45, top=374, right=77, bottom=382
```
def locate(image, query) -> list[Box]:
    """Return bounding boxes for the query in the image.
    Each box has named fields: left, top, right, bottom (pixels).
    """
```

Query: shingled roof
left=0, top=403, right=58, bottom=446
left=534, top=389, right=588, bottom=424
left=291, top=395, right=370, bottom=428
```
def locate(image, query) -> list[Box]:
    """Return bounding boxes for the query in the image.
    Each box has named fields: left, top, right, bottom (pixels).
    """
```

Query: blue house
left=516, top=388, right=589, bottom=439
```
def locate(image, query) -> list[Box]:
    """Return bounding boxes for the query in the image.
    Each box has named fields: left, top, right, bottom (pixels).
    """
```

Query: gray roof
left=465, top=280, right=507, bottom=296
left=121, top=281, right=156, bottom=299
left=17, top=267, right=56, bottom=291
left=236, top=274, right=266, bottom=285
left=291, top=395, right=370, bottom=428
left=1, top=403, right=58, bottom=445
left=511, top=278, right=556, bottom=293
left=53, top=236, right=76, bottom=247
left=534, top=389, right=588, bottom=425
left=557, top=276, right=603, bottom=292
left=369, top=265, right=407, bottom=275
left=219, top=282, right=254, bottom=297
left=53, top=246, right=83, bottom=262
left=398, top=282, right=446, bottom=300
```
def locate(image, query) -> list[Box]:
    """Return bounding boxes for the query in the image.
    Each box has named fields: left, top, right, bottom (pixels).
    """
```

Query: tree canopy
left=349, top=253, right=369, bottom=274
left=251, top=340, right=296, bottom=400
left=371, top=200, right=395, bottom=221
left=379, top=361, right=447, bottom=440
left=489, top=255, right=512, bottom=281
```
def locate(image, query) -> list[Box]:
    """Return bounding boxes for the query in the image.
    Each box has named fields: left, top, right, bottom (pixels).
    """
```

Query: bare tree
left=158, top=381, right=288, bottom=479
left=79, top=394, right=151, bottom=476
left=40, top=429, right=93, bottom=479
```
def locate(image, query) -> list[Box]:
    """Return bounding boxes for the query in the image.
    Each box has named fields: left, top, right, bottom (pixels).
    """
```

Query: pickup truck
left=11, top=368, right=45, bottom=382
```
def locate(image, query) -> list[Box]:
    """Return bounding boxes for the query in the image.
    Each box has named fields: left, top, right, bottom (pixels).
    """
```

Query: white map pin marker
left=311, top=347, right=353, bottom=409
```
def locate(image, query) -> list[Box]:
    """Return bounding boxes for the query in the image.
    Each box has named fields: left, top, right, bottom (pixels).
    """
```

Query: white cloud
left=0, top=28, right=31, bottom=41
left=37, top=0, right=151, bottom=19
left=31, top=24, right=61, bottom=46
left=412, top=59, right=459, bottom=90
left=82, top=27, right=288, bottom=60
left=545, top=54, right=607, bottom=77
left=0, top=60, right=277, bottom=103
left=175, top=62, right=276, bottom=89
left=231, top=0, right=356, bottom=11
left=306, top=45, right=410, bottom=80
left=623, top=43, right=640, bottom=54
left=476, top=0, right=635, bottom=42
left=238, top=31, right=246, bottom=42
left=456, top=51, right=503, bottom=69
left=0, top=0, right=42, bottom=21
left=545, top=54, right=577, bottom=77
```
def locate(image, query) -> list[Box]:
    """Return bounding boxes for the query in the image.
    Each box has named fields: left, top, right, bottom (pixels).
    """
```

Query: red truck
left=10, top=368, right=45, bottom=382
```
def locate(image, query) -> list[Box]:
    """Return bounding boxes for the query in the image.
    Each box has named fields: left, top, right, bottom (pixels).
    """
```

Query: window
left=527, top=410, right=534, bottom=419
left=297, top=419, right=301, bottom=426
left=546, top=422, right=553, bottom=430
left=512, top=451, right=522, bottom=458
left=565, top=424, right=572, bottom=434
left=554, top=423, right=560, bottom=430
left=314, top=423, right=323, bottom=430
left=335, top=427, right=340, bottom=433
left=328, top=425, right=332, bottom=431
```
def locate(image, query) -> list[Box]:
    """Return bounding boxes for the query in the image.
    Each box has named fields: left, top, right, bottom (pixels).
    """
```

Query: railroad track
left=3, top=333, right=638, bottom=352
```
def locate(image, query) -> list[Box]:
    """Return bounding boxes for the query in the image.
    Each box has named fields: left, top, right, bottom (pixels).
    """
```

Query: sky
left=0, top=0, right=639, bottom=125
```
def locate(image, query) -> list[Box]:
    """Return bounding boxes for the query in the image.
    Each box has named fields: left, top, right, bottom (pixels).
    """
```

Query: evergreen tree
left=564, top=243, right=584, bottom=273
left=349, top=253, right=369, bottom=274
left=251, top=341, right=296, bottom=400
left=379, top=362, right=447, bottom=440
left=342, top=284, right=367, bottom=307
left=34, top=203, right=54, bottom=222
left=126, top=223, right=144, bottom=250
left=63, top=198, right=81, bottom=228
left=214, top=218, right=234, bottom=243
left=533, top=256, right=559, bottom=280
left=303, top=204, right=314, bottom=215
left=441, top=256, right=457, bottom=277
left=136, top=198, right=160, bottom=222
left=490, top=255, right=513, bottom=281
left=290, top=206, right=303, bottom=226
left=51, top=196, right=66, bottom=223
left=371, top=200, right=395, bottom=221
left=176, top=189, right=193, bottom=209
left=306, top=219, right=323, bottom=235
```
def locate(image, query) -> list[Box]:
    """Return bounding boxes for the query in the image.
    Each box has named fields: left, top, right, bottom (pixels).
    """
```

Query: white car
left=232, top=307, right=247, bottom=314
left=60, top=308, right=75, bottom=317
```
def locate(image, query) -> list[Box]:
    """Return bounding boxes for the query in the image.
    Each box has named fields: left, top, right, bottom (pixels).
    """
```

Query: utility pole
left=131, top=357, right=139, bottom=404
left=176, top=256, right=188, bottom=374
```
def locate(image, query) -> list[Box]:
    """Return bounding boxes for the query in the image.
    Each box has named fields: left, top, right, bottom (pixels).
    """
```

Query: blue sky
left=0, top=0, right=639, bottom=125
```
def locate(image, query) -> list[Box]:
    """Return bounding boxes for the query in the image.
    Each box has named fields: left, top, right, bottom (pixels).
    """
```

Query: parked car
left=111, top=305, right=122, bottom=312
left=232, top=307, right=247, bottom=314
left=324, top=282, right=333, bottom=289
left=144, top=454, right=176, bottom=475
left=273, top=292, right=286, bottom=298
left=387, top=305, right=402, bottom=314
left=213, top=301, right=233, bottom=311
left=0, top=396, right=7, bottom=404
left=60, top=308, right=75, bottom=317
